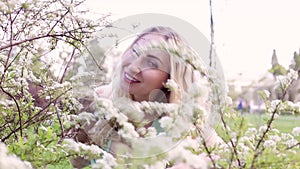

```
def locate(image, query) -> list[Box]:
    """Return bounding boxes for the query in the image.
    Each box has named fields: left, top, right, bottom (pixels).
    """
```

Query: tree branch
left=55, top=104, right=65, bottom=142
left=1, top=87, right=72, bottom=142
left=196, top=125, right=217, bottom=168
left=0, top=86, right=23, bottom=138
left=59, top=48, right=76, bottom=83
left=209, top=0, right=215, bottom=68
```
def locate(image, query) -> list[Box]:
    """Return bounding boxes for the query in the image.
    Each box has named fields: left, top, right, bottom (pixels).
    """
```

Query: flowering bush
left=0, top=0, right=299, bottom=169
left=0, top=0, right=109, bottom=168
left=62, top=69, right=299, bottom=169
left=212, top=70, right=300, bottom=169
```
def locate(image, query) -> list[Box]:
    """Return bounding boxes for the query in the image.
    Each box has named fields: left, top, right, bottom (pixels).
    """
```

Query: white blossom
left=284, top=139, right=298, bottom=148
left=275, top=69, right=299, bottom=91
left=115, top=98, right=145, bottom=122
left=269, top=135, right=281, bottom=142
left=262, top=90, right=270, bottom=98
left=66, top=114, right=79, bottom=121
left=259, top=125, right=268, bottom=134
left=274, top=75, right=287, bottom=90
left=145, top=127, right=157, bottom=138
left=92, top=151, right=117, bottom=169
left=245, top=128, right=257, bottom=135
left=63, top=139, right=105, bottom=157
left=95, top=98, right=118, bottom=119
left=115, top=112, right=128, bottom=124
left=263, top=140, right=276, bottom=150
left=187, top=79, right=210, bottom=99
left=159, top=116, right=173, bottom=130
left=225, top=96, right=233, bottom=105
left=292, top=127, right=300, bottom=136
left=164, top=79, right=178, bottom=91
left=63, top=139, right=80, bottom=153
left=118, top=122, right=139, bottom=139
left=78, top=112, right=96, bottom=125
left=166, top=137, right=207, bottom=169
left=142, top=160, right=168, bottom=169
left=287, top=69, right=298, bottom=81
left=137, top=127, right=147, bottom=136
left=294, top=102, right=300, bottom=114
left=281, top=133, right=294, bottom=140
left=84, top=144, right=103, bottom=156
left=268, top=100, right=281, bottom=113
left=238, top=143, right=250, bottom=156
left=0, top=143, right=33, bottom=169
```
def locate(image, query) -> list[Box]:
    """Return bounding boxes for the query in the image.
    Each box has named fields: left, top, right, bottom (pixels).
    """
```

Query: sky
left=83, top=0, right=300, bottom=81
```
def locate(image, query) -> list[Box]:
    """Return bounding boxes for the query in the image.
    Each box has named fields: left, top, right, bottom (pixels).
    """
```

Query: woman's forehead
left=131, top=34, right=169, bottom=55
left=135, top=33, right=166, bottom=44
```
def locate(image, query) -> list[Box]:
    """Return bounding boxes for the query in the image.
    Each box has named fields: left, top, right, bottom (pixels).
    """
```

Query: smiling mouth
left=124, top=72, right=141, bottom=83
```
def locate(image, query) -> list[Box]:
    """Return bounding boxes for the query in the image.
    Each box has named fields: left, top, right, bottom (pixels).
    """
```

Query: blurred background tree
left=269, top=49, right=287, bottom=76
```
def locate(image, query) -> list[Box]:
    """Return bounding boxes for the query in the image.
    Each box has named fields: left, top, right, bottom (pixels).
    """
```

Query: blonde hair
left=107, top=26, right=209, bottom=104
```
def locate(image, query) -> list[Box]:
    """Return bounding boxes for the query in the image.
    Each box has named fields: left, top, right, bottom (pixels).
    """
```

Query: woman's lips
left=124, top=72, right=141, bottom=83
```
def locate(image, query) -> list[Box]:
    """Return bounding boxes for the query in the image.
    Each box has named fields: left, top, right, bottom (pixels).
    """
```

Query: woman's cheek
left=121, top=57, right=131, bottom=67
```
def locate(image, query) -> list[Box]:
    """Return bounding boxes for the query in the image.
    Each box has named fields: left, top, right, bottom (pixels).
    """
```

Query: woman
left=71, top=26, right=223, bottom=169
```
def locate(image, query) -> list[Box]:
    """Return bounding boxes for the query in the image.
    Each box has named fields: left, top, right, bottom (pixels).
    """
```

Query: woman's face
left=120, top=34, right=170, bottom=101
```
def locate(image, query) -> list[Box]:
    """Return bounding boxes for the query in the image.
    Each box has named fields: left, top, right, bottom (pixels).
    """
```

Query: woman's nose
left=127, top=58, right=142, bottom=74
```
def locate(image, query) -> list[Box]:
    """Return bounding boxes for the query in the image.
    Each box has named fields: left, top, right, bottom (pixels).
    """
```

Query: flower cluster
left=275, top=69, right=299, bottom=91
left=0, top=143, right=33, bottom=169
left=63, top=139, right=109, bottom=159
left=292, top=127, right=300, bottom=136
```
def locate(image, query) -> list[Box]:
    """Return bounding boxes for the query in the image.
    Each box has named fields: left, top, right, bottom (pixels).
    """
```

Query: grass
left=244, top=113, right=300, bottom=134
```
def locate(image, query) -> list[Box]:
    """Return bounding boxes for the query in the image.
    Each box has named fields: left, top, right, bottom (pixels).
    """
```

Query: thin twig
left=0, top=86, right=23, bottom=138
left=196, top=125, right=217, bottom=168
left=55, top=104, right=65, bottom=142
left=209, top=0, right=215, bottom=68
left=284, top=142, right=300, bottom=150
left=59, top=48, right=76, bottom=83
left=1, top=13, right=14, bottom=84
left=0, top=12, right=23, bottom=137
left=47, top=10, right=69, bottom=36
left=0, top=33, right=82, bottom=51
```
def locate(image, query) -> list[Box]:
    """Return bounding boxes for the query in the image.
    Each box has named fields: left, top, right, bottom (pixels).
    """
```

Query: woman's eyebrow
left=146, top=54, right=163, bottom=64
left=132, top=48, right=139, bottom=56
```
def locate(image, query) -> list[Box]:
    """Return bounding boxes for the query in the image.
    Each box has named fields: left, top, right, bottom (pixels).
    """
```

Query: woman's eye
left=148, top=60, right=158, bottom=68
left=132, top=48, right=140, bottom=57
